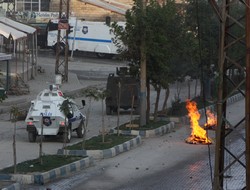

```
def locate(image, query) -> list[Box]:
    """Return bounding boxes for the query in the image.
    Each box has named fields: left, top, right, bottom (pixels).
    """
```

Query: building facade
left=6, top=0, right=181, bottom=23
left=13, top=0, right=132, bottom=23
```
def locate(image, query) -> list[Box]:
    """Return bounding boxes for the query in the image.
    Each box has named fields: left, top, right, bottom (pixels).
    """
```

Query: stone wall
left=50, top=0, right=129, bottom=22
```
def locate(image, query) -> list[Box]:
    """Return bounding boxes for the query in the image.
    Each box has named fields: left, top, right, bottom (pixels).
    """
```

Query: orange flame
left=185, top=100, right=212, bottom=144
left=204, top=109, right=217, bottom=129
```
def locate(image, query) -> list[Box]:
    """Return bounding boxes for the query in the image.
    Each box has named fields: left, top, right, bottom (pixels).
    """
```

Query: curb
left=0, top=156, right=94, bottom=186
left=33, top=156, right=94, bottom=185
left=109, top=121, right=175, bottom=138
left=57, top=135, right=142, bottom=160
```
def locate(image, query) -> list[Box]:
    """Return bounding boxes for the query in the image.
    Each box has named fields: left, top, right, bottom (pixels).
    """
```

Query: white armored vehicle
left=47, top=17, right=125, bottom=58
left=25, top=85, right=86, bottom=143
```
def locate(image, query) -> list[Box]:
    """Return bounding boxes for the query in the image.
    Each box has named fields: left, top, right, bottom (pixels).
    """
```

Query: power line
left=195, top=0, right=214, bottom=186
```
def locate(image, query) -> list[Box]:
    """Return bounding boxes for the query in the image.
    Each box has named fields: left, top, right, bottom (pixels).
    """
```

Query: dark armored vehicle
left=105, top=67, right=140, bottom=115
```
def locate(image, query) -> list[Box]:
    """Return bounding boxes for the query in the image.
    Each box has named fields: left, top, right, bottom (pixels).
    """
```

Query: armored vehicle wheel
left=28, top=132, right=37, bottom=142
left=76, top=120, right=85, bottom=138
left=96, top=53, right=114, bottom=59
left=63, top=128, right=71, bottom=143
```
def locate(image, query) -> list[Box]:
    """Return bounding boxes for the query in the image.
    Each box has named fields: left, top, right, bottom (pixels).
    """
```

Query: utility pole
left=55, top=0, right=70, bottom=82
left=245, top=0, right=250, bottom=188
left=209, top=0, right=250, bottom=189
left=139, top=0, right=147, bottom=126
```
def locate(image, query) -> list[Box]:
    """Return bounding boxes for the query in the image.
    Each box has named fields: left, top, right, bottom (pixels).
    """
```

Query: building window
left=41, top=0, right=50, bottom=11
left=16, top=0, right=50, bottom=12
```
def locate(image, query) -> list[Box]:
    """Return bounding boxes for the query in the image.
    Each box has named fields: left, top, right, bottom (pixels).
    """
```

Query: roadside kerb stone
left=57, top=135, right=142, bottom=160
left=0, top=156, right=93, bottom=186
left=33, top=156, right=93, bottom=185
left=109, top=121, right=175, bottom=138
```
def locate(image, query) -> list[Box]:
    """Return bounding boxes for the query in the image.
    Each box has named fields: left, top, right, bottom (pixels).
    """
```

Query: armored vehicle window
left=43, top=105, right=50, bottom=109
left=52, top=93, right=58, bottom=96
left=44, top=93, right=49, bottom=96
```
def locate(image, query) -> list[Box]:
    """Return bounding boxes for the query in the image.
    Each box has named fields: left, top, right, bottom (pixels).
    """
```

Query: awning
left=0, top=17, right=36, bottom=34
left=101, top=0, right=131, bottom=9
left=0, top=23, right=27, bottom=40
left=0, top=53, right=12, bottom=61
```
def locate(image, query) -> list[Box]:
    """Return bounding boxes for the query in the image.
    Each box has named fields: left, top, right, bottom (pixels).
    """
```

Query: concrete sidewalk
left=0, top=60, right=107, bottom=115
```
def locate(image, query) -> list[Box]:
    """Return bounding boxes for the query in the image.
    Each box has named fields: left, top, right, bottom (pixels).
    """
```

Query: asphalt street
left=0, top=50, right=245, bottom=189
left=24, top=99, right=245, bottom=190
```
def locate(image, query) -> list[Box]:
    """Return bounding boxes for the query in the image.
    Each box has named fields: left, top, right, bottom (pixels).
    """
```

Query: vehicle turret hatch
left=43, top=105, right=50, bottom=109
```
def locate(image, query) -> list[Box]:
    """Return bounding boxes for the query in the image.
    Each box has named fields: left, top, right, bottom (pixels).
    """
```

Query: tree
left=39, top=113, right=44, bottom=164
left=116, top=81, right=121, bottom=136
left=82, top=87, right=108, bottom=143
left=10, top=106, right=20, bottom=173
left=146, top=0, right=187, bottom=121
left=81, top=87, right=100, bottom=148
left=59, top=98, right=72, bottom=155
left=185, top=0, right=220, bottom=99
left=113, top=0, right=191, bottom=122
left=96, top=89, right=109, bottom=143
left=112, top=0, right=148, bottom=125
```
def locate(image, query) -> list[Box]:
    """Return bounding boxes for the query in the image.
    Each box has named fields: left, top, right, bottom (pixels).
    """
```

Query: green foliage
left=10, top=106, right=20, bottom=122
left=167, top=96, right=214, bottom=116
left=81, top=87, right=108, bottom=101
left=168, top=98, right=187, bottom=116
left=96, top=88, right=108, bottom=100
left=66, top=134, right=135, bottom=150
left=185, top=0, right=220, bottom=79
left=111, top=0, right=223, bottom=118
left=111, top=0, right=145, bottom=64
left=0, top=155, right=84, bottom=174
left=112, top=0, right=198, bottom=90
left=59, top=98, right=73, bottom=118
left=81, top=87, right=100, bottom=101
